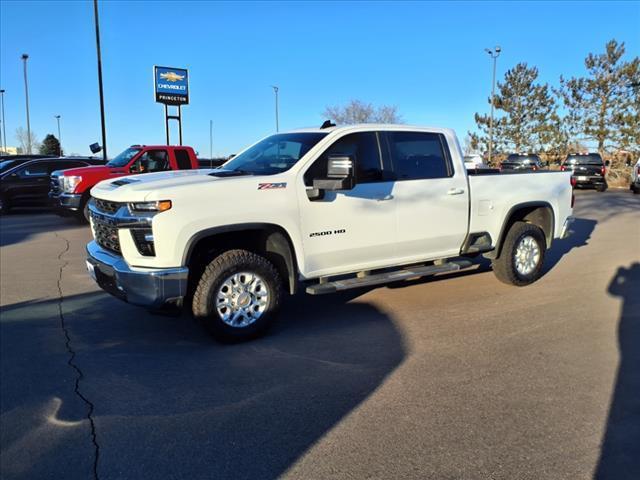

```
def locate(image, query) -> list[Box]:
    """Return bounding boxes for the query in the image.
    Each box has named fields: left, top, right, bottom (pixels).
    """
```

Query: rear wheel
left=596, top=184, right=607, bottom=192
left=632, top=184, right=639, bottom=194
left=192, top=249, right=282, bottom=342
left=492, top=221, right=546, bottom=286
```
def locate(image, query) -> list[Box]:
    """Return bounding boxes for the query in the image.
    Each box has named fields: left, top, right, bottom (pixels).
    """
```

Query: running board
left=306, top=260, right=473, bottom=295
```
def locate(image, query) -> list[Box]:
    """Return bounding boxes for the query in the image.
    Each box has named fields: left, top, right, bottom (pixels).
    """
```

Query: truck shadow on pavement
left=594, top=262, right=640, bottom=480
left=542, top=217, right=597, bottom=275
left=0, top=290, right=406, bottom=480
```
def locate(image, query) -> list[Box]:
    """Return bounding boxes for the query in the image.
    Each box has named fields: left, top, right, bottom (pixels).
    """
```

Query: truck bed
left=467, top=170, right=573, bottom=245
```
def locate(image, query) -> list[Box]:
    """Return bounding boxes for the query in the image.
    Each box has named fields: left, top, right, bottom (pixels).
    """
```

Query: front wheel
left=192, top=249, right=282, bottom=342
left=492, top=221, right=546, bottom=286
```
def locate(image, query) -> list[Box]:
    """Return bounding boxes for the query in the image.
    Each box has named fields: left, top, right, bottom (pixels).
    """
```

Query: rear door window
left=174, top=149, right=193, bottom=170
left=386, top=132, right=451, bottom=180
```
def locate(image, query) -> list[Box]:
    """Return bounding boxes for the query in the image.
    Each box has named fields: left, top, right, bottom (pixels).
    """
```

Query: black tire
left=632, top=185, right=639, bottom=195
left=76, top=198, right=91, bottom=224
left=492, top=221, right=546, bottom=286
left=596, top=184, right=607, bottom=192
left=192, top=249, right=282, bottom=342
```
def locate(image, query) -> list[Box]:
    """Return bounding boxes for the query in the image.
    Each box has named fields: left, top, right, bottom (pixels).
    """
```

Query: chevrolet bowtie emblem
left=160, top=72, right=185, bottom=82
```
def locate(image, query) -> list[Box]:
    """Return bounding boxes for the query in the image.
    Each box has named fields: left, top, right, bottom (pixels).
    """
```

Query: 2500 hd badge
left=309, top=229, right=346, bottom=238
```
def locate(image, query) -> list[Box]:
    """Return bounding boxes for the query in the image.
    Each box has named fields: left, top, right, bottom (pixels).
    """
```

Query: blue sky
left=1, top=0, right=639, bottom=157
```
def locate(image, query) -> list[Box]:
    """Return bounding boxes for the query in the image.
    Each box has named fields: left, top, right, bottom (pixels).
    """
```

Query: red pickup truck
left=50, top=145, right=199, bottom=221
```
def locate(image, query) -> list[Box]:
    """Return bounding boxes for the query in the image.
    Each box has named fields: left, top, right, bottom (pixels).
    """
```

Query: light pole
left=0, top=89, right=5, bottom=153
left=21, top=54, right=32, bottom=154
left=93, top=0, right=107, bottom=161
left=485, top=46, right=501, bottom=165
left=55, top=115, right=62, bottom=156
left=209, top=120, right=213, bottom=159
left=271, top=85, right=279, bottom=132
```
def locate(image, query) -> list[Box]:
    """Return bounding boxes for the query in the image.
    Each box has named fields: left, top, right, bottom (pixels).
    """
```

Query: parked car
left=0, top=154, right=57, bottom=174
left=50, top=145, right=199, bottom=222
left=561, top=153, right=608, bottom=192
left=86, top=124, right=574, bottom=341
left=500, top=153, right=546, bottom=171
left=463, top=154, right=490, bottom=170
left=631, top=157, right=640, bottom=194
left=0, top=157, right=103, bottom=214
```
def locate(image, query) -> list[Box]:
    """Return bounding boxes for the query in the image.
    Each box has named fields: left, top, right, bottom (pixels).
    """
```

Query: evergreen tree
left=39, top=134, right=62, bottom=156
left=556, top=39, right=639, bottom=153
left=472, top=63, right=557, bottom=154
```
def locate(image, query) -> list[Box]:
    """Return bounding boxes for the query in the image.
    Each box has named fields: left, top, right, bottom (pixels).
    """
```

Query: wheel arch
left=486, top=202, right=555, bottom=260
left=183, top=223, right=299, bottom=295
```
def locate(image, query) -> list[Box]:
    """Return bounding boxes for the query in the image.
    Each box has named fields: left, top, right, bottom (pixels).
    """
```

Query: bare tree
left=323, top=99, right=403, bottom=125
left=15, top=127, right=40, bottom=154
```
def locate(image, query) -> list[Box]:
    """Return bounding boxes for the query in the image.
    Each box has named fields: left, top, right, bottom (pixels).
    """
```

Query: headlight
left=128, top=200, right=172, bottom=213
left=62, top=176, right=82, bottom=193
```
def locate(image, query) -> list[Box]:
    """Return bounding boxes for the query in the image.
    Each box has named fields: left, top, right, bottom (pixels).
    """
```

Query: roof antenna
left=320, top=120, right=336, bottom=129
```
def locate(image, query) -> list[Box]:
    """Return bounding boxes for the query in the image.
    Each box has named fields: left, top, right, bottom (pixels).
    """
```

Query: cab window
left=387, top=132, right=451, bottom=180
left=304, top=132, right=383, bottom=186
left=131, top=150, right=169, bottom=173
left=175, top=149, right=193, bottom=170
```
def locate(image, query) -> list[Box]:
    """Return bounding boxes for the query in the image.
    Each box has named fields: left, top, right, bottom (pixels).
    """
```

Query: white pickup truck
left=86, top=124, right=574, bottom=340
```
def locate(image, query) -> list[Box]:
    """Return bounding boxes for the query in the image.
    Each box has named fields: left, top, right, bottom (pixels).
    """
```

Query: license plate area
left=578, top=176, right=588, bottom=181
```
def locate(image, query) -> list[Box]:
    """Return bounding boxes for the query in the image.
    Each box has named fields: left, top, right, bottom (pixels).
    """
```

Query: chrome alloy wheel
left=215, top=272, right=269, bottom=327
left=514, top=235, right=541, bottom=276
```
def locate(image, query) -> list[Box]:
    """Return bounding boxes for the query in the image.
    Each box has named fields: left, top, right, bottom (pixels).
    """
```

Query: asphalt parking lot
left=1, top=190, right=639, bottom=480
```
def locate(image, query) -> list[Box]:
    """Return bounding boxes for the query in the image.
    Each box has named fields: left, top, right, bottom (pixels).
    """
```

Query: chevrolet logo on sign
left=160, top=71, right=185, bottom=82
left=154, top=65, right=189, bottom=106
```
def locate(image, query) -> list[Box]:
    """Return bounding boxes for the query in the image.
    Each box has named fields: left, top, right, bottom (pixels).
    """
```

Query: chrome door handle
left=375, top=194, right=394, bottom=201
left=447, top=188, right=465, bottom=195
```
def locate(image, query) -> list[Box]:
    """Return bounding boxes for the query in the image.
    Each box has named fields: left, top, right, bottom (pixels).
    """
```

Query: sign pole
left=178, top=106, right=183, bottom=146
left=164, top=104, right=170, bottom=145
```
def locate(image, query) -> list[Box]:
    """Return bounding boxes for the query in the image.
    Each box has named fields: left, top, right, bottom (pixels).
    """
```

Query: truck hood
left=91, top=169, right=276, bottom=201
left=56, top=165, right=129, bottom=177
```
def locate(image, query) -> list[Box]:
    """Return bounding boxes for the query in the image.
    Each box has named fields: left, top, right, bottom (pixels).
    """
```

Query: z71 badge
left=258, top=182, right=287, bottom=190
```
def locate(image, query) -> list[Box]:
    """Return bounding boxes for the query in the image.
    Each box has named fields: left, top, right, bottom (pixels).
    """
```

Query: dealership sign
left=154, top=66, right=189, bottom=105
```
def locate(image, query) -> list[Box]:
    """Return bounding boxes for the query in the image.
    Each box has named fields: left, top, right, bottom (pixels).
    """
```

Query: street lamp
left=209, top=120, right=213, bottom=159
left=55, top=115, right=62, bottom=156
left=21, top=54, right=32, bottom=154
left=271, top=85, right=279, bottom=132
left=485, top=46, right=501, bottom=165
left=93, top=0, right=107, bottom=161
left=0, top=89, right=5, bottom=153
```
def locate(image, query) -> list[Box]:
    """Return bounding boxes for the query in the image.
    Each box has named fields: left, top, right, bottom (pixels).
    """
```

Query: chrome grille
left=50, top=175, right=62, bottom=196
left=94, top=198, right=122, bottom=215
left=92, top=217, right=121, bottom=254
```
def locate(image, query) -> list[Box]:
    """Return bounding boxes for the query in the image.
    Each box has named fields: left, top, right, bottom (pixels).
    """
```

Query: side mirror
left=605, top=160, right=611, bottom=167
left=312, top=155, right=355, bottom=192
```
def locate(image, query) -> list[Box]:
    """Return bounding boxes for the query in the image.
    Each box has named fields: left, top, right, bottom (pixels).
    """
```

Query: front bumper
left=49, top=192, right=82, bottom=212
left=86, top=241, right=188, bottom=308
left=560, top=216, right=575, bottom=240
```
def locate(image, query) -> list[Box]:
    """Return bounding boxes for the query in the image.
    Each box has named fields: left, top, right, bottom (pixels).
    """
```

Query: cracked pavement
left=1, top=190, right=639, bottom=480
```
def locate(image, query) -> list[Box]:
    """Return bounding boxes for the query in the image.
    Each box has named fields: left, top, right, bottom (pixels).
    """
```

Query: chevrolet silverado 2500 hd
left=86, top=124, right=574, bottom=341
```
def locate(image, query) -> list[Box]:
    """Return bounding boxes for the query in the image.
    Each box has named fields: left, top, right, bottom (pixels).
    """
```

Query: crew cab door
left=383, top=131, right=468, bottom=261
left=298, top=131, right=397, bottom=277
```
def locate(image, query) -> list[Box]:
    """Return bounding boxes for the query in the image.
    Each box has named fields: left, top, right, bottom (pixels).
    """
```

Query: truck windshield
left=106, top=147, right=141, bottom=167
left=223, top=133, right=328, bottom=175
left=565, top=154, right=603, bottom=165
